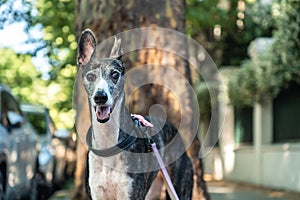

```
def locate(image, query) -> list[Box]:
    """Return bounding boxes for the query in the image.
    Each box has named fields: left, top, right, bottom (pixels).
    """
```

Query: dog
left=77, top=29, right=194, bottom=200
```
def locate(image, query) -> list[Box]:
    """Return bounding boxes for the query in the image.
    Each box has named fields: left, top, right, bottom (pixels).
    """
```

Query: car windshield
left=26, top=112, right=48, bottom=135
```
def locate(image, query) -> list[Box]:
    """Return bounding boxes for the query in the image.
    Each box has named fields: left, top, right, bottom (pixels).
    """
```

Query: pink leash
left=151, top=143, right=180, bottom=200
left=131, top=114, right=180, bottom=200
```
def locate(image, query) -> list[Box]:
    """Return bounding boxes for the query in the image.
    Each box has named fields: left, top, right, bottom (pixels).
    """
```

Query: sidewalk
left=208, top=181, right=300, bottom=200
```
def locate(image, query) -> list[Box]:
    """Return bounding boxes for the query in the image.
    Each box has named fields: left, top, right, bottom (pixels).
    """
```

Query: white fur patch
left=92, top=78, right=113, bottom=106
left=97, top=78, right=109, bottom=91
left=89, top=152, right=133, bottom=200
left=88, top=98, right=133, bottom=199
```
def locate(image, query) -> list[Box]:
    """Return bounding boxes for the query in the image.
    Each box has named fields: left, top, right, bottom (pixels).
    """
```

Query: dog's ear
left=110, top=37, right=122, bottom=60
left=77, top=29, right=97, bottom=66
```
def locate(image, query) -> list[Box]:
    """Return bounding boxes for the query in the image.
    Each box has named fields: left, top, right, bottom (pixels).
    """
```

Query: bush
left=228, top=0, right=300, bottom=107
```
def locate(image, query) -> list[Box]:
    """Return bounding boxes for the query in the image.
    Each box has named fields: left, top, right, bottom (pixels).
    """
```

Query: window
left=0, top=91, right=23, bottom=128
left=273, top=83, right=300, bottom=143
left=25, top=112, right=47, bottom=135
left=234, top=106, right=253, bottom=145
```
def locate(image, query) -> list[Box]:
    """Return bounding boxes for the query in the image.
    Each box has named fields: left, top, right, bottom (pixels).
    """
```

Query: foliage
left=31, top=0, right=77, bottom=74
left=271, top=0, right=300, bottom=86
left=186, top=0, right=272, bottom=66
left=186, top=0, right=232, bottom=65
left=0, top=48, right=43, bottom=102
left=0, top=0, right=77, bottom=129
left=0, top=48, right=76, bottom=129
left=228, top=0, right=300, bottom=107
left=31, top=0, right=77, bottom=128
left=187, top=0, right=274, bottom=115
left=247, top=0, right=274, bottom=30
left=228, top=58, right=273, bottom=107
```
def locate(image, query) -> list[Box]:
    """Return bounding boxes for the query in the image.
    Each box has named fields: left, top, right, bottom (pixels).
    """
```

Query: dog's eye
left=86, top=73, right=96, bottom=82
left=111, top=71, right=120, bottom=80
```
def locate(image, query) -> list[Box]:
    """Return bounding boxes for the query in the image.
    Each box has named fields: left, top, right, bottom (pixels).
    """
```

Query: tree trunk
left=74, top=1, right=209, bottom=199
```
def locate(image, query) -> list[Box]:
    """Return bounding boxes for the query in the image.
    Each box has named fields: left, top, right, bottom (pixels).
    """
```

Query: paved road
left=208, top=181, right=300, bottom=200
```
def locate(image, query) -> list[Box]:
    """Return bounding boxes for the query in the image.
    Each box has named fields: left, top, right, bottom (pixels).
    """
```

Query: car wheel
left=0, top=171, right=4, bottom=200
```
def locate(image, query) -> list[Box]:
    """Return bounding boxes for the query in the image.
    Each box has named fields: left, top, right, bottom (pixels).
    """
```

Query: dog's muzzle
left=93, top=90, right=112, bottom=123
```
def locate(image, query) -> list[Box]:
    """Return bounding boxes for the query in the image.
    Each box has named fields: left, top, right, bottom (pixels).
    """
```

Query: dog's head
left=77, top=29, right=125, bottom=123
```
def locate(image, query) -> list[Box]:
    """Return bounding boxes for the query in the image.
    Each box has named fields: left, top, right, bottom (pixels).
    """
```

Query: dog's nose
left=94, top=90, right=108, bottom=104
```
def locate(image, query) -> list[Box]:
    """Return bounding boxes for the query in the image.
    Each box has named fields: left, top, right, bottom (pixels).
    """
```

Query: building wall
left=220, top=143, right=300, bottom=191
left=262, top=145, right=300, bottom=191
left=203, top=99, right=300, bottom=192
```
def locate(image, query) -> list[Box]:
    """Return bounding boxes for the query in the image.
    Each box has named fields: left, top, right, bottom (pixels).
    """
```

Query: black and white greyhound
left=77, top=29, right=193, bottom=200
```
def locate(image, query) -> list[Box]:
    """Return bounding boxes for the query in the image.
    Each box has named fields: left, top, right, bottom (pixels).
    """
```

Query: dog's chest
left=88, top=152, right=133, bottom=200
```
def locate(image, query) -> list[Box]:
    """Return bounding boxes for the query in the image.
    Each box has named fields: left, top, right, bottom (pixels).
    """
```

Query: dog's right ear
left=110, top=37, right=122, bottom=60
left=77, top=29, right=97, bottom=67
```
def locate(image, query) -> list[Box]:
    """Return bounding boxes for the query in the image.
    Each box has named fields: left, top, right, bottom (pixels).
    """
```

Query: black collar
left=86, top=126, right=138, bottom=157
left=86, top=116, right=153, bottom=157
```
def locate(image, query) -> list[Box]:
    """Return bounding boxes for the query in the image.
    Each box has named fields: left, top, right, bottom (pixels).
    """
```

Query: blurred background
left=0, top=0, right=299, bottom=199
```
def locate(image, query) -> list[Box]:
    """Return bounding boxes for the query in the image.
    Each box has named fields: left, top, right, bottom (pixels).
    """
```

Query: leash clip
left=131, top=114, right=153, bottom=153
left=145, top=133, right=154, bottom=153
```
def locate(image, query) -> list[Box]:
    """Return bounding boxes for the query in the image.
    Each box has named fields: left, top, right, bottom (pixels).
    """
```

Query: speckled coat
left=77, top=29, right=194, bottom=200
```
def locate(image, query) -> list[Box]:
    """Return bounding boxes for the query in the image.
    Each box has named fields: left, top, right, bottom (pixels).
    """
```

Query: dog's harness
left=86, top=114, right=179, bottom=200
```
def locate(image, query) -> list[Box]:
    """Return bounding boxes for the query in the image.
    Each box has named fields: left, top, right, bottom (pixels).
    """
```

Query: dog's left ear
left=110, top=37, right=122, bottom=60
left=77, top=29, right=97, bottom=67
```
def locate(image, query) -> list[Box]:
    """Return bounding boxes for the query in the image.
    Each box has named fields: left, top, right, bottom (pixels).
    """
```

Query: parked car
left=0, top=84, right=39, bottom=199
left=21, top=104, right=68, bottom=187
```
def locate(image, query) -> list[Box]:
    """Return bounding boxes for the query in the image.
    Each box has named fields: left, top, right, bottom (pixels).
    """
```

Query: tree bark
left=74, top=1, right=209, bottom=199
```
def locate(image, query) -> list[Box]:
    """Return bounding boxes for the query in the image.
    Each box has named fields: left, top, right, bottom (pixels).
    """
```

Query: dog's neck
left=91, top=95, right=125, bottom=150
left=92, top=97, right=122, bottom=149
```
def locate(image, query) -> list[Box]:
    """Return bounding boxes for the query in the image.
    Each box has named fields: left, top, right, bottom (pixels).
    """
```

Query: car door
left=0, top=90, right=31, bottom=198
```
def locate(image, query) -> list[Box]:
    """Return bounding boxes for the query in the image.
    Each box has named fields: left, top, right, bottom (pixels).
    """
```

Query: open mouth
left=94, top=105, right=112, bottom=123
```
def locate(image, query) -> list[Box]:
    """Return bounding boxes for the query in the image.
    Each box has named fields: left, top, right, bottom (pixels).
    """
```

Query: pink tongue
left=96, top=106, right=111, bottom=120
